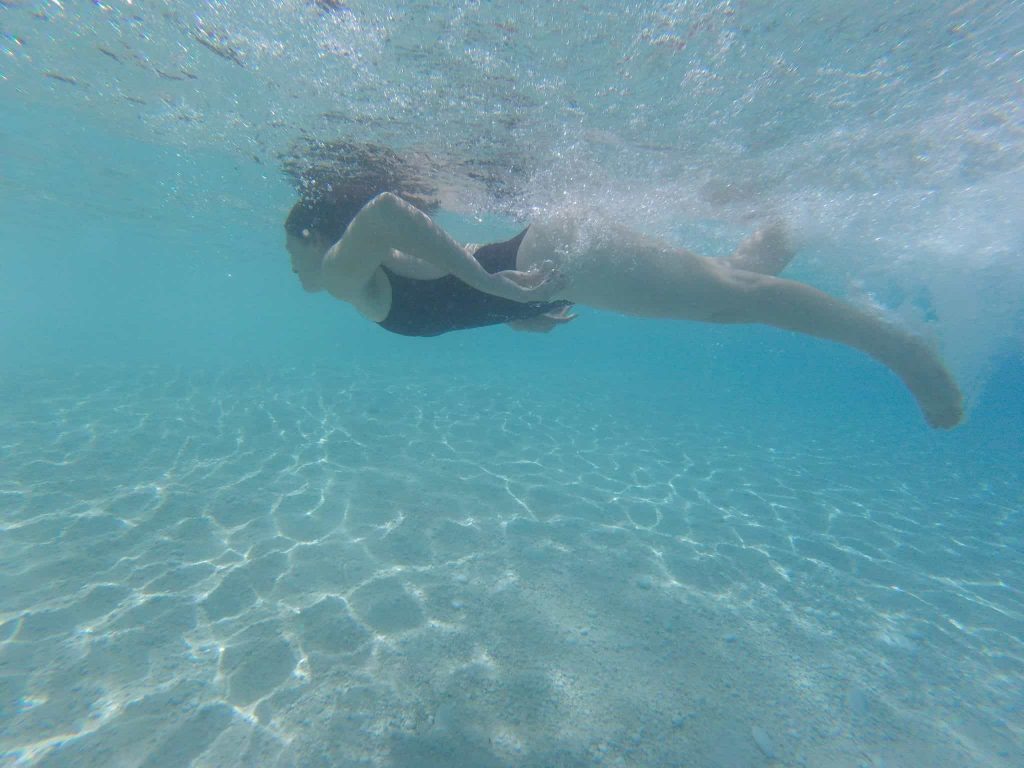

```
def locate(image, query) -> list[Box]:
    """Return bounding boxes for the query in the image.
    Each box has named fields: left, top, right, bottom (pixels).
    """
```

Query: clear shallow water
left=2, top=1, right=1023, bottom=767
left=2, top=366, right=1020, bottom=767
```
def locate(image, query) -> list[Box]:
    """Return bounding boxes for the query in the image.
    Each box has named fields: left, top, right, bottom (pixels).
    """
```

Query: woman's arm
left=321, top=192, right=559, bottom=302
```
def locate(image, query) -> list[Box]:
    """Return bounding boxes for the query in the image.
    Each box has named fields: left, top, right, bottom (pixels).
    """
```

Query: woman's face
left=286, top=231, right=330, bottom=292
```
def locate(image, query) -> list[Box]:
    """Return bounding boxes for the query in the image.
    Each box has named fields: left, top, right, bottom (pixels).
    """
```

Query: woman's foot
left=727, top=223, right=796, bottom=276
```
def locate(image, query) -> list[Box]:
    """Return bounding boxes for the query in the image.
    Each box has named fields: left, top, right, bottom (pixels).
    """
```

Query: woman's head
left=282, top=140, right=437, bottom=290
left=284, top=194, right=368, bottom=292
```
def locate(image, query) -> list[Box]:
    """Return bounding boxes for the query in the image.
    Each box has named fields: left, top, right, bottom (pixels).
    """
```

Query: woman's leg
left=711, top=271, right=963, bottom=428
left=518, top=215, right=963, bottom=428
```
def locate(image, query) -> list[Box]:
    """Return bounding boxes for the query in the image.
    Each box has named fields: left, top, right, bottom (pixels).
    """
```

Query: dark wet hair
left=282, top=139, right=438, bottom=244
left=284, top=196, right=366, bottom=244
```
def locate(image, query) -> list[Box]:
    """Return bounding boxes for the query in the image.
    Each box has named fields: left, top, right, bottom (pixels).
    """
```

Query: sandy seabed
left=1, top=366, right=1020, bottom=767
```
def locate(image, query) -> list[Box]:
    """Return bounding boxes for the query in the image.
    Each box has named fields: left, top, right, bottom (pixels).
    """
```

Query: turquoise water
left=2, top=2, right=1022, bottom=767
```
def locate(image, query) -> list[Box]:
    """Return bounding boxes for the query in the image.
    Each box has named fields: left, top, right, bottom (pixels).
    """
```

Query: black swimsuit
left=377, top=229, right=570, bottom=337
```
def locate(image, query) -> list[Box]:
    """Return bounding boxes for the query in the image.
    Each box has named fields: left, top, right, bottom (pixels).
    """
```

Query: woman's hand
left=507, top=305, right=578, bottom=333
left=493, top=260, right=567, bottom=302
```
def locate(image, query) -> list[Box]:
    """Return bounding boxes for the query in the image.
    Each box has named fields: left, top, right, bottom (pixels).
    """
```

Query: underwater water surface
left=2, top=2, right=1022, bottom=767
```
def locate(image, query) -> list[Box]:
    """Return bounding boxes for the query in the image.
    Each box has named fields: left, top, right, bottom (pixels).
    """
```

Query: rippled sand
left=1, top=367, right=1020, bottom=767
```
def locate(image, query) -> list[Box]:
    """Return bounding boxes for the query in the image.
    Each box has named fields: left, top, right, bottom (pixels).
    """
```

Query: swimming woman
left=285, top=189, right=963, bottom=429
